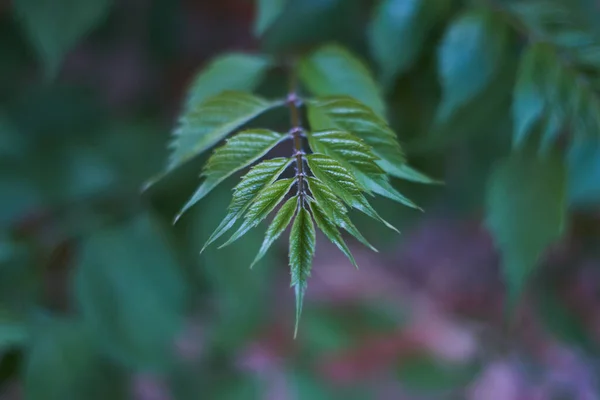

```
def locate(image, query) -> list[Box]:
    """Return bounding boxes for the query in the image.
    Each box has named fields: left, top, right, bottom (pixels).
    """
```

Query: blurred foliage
left=0, top=0, right=599, bottom=399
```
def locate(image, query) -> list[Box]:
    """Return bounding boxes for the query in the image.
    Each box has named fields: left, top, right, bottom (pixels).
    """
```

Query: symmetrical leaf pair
left=147, top=44, right=433, bottom=334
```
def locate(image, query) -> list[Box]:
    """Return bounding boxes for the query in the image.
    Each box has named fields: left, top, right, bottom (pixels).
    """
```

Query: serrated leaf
left=308, top=96, right=406, bottom=176
left=251, top=195, right=298, bottom=268
left=166, top=91, right=283, bottom=174
left=183, top=53, right=271, bottom=110
left=299, top=45, right=386, bottom=117
left=369, top=0, right=451, bottom=85
left=307, top=129, right=419, bottom=208
left=289, top=206, right=315, bottom=337
left=485, top=148, right=567, bottom=307
left=308, top=199, right=357, bottom=268
left=254, top=0, right=287, bottom=36
left=386, top=164, right=441, bottom=184
left=306, top=153, right=398, bottom=232
left=201, top=157, right=293, bottom=252
left=14, top=0, right=113, bottom=79
left=436, top=10, right=509, bottom=122
left=220, top=178, right=295, bottom=248
left=306, top=177, right=377, bottom=252
left=175, top=129, right=286, bottom=221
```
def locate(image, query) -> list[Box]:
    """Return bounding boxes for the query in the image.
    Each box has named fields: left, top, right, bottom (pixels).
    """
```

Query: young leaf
left=306, top=153, right=399, bottom=232
left=369, top=0, right=451, bottom=85
left=167, top=91, right=283, bottom=173
left=183, top=53, right=271, bottom=111
left=306, top=177, right=377, bottom=252
left=220, top=178, right=295, bottom=248
left=307, top=129, right=419, bottom=208
left=14, top=0, right=113, bottom=79
left=289, top=206, right=316, bottom=337
left=436, top=10, right=509, bottom=122
left=308, top=199, right=357, bottom=268
left=308, top=96, right=406, bottom=176
left=201, top=157, right=292, bottom=252
left=299, top=45, right=386, bottom=117
left=254, top=0, right=287, bottom=36
left=485, top=149, right=567, bottom=307
left=251, top=195, right=298, bottom=268
left=176, top=129, right=286, bottom=221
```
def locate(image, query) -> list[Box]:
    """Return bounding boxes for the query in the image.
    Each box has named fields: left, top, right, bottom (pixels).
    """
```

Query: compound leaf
left=289, top=206, right=315, bottom=337
left=220, top=178, right=295, bottom=248
left=308, top=96, right=406, bottom=176
left=251, top=195, right=298, bottom=268
left=306, top=177, right=377, bottom=252
left=183, top=53, right=271, bottom=110
left=299, top=45, right=386, bottom=117
left=176, top=129, right=286, bottom=221
left=437, top=10, right=509, bottom=122
left=369, top=0, right=451, bottom=85
left=166, top=91, right=282, bottom=174
left=306, top=153, right=398, bottom=232
left=201, top=157, right=292, bottom=252
left=486, top=148, right=567, bottom=307
left=308, top=199, right=357, bottom=269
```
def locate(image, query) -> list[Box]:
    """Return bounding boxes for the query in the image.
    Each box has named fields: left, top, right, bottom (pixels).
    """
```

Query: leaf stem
left=287, top=61, right=305, bottom=202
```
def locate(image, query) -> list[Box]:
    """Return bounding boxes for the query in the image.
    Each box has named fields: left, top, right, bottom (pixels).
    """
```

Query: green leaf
left=512, top=44, right=549, bottom=147
left=306, top=177, right=377, bottom=252
left=308, top=199, right=357, bottom=268
left=299, top=45, right=386, bottom=117
left=74, top=213, right=188, bottom=370
left=306, top=153, right=398, bottom=232
left=165, top=91, right=283, bottom=174
left=289, top=206, right=315, bottom=337
left=183, top=53, right=271, bottom=110
left=201, top=157, right=293, bottom=252
left=436, top=10, right=509, bottom=122
left=369, top=0, right=450, bottom=85
left=382, top=164, right=441, bottom=185
left=567, top=134, right=600, bottom=207
left=219, top=178, right=295, bottom=248
left=307, top=129, right=419, bottom=208
left=251, top=195, right=298, bottom=268
left=485, top=149, right=567, bottom=306
left=24, top=318, right=127, bottom=400
left=254, top=0, right=287, bottom=36
left=176, top=129, right=286, bottom=221
left=14, top=0, right=113, bottom=79
left=0, top=310, right=28, bottom=351
left=308, top=96, right=406, bottom=176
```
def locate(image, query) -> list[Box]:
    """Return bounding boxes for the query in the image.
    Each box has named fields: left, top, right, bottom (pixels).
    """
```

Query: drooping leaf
left=308, top=199, right=357, bottom=268
left=254, top=0, right=287, bottom=36
left=74, top=213, right=188, bottom=370
left=436, top=10, right=509, bottom=122
left=14, top=0, right=113, bottom=79
left=201, top=157, right=293, bottom=252
left=176, top=129, right=286, bottom=221
left=307, top=129, right=419, bottom=208
left=251, top=195, right=298, bottom=268
left=165, top=91, right=283, bottom=174
left=220, top=178, right=295, bottom=248
left=24, top=318, right=127, bottom=400
left=306, top=153, right=398, bottom=232
left=308, top=96, right=406, bottom=177
left=306, top=177, right=377, bottom=252
left=485, top=148, right=567, bottom=306
left=289, top=206, right=316, bottom=337
left=369, top=0, right=451, bottom=85
left=183, top=53, right=271, bottom=110
left=299, top=45, right=386, bottom=117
